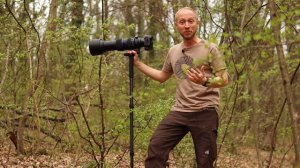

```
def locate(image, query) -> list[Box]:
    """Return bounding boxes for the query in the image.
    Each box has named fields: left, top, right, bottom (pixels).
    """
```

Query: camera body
left=88, top=35, right=153, bottom=55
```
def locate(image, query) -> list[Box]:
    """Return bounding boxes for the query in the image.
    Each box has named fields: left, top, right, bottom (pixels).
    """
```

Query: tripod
left=124, top=51, right=138, bottom=168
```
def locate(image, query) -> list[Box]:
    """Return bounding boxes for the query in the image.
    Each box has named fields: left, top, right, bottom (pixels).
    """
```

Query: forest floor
left=0, top=142, right=294, bottom=168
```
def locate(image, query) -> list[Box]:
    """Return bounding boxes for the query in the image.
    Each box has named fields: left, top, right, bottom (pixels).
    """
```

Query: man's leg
left=189, top=108, right=219, bottom=168
left=145, top=111, right=189, bottom=168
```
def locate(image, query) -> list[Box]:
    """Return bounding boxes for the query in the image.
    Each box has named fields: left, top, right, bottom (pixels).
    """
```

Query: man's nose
left=184, top=22, right=190, bottom=28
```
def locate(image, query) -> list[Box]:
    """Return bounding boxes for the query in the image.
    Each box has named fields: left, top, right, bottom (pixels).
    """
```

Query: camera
left=88, top=35, right=153, bottom=55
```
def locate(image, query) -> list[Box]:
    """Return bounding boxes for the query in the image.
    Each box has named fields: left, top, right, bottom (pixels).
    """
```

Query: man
left=128, top=7, right=229, bottom=168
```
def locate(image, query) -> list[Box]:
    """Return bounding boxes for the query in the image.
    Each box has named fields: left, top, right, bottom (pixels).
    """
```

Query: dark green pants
left=145, top=107, right=219, bottom=168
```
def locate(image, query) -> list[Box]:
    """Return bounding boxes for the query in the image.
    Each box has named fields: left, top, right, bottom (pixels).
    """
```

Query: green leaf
left=208, top=34, right=218, bottom=44
left=244, top=32, right=251, bottom=44
left=181, top=64, right=190, bottom=75
left=234, top=31, right=242, bottom=38
left=253, top=34, right=262, bottom=40
left=208, top=76, right=225, bottom=85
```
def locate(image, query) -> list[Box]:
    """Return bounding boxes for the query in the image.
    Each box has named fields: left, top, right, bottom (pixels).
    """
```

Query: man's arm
left=206, top=69, right=229, bottom=88
left=128, top=50, right=172, bottom=83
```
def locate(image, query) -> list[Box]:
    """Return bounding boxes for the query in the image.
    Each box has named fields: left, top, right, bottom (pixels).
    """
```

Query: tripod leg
left=128, top=54, right=134, bottom=168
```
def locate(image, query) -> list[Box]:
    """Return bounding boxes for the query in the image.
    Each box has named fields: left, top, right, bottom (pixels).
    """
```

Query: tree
left=268, top=0, right=300, bottom=165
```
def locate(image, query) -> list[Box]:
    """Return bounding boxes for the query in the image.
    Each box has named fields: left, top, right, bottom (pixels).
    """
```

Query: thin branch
left=5, top=0, right=27, bottom=34
left=266, top=60, right=300, bottom=167
left=0, top=105, right=68, bottom=122
left=23, top=0, right=41, bottom=55
left=215, top=82, right=239, bottom=167
left=64, top=97, right=101, bottom=167
left=75, top=95, right=106, bottom=167
left=4, top=120, right=62, bottom=143
left=279, top=143, right=293, bottom=168
left=242, top=3, right=268, bottom=30
left=276, top=3, right=299, bottom=34
left=202, top=0, right=224, bottom=31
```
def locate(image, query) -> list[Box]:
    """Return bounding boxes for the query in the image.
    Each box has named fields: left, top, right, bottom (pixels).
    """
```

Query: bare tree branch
left=5, top=0, right=26, bottom=34
left=201, top=0, right=224, bottom=31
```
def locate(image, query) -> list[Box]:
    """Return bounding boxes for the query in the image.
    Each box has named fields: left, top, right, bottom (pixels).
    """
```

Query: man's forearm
left=206, top=70, right=230, bottom=88
left=134, top=61, right=172, bottom=83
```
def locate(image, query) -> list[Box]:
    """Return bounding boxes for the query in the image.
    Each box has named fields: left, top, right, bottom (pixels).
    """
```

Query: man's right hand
left=127, top=50, right=140, bottom=65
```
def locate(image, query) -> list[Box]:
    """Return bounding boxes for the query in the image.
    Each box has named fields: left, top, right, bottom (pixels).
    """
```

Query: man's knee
left=196, top=129, right=218, bottom=167
left=145, top=139, right=169, bottom=168
left=198, top=149, right=216, bottom=168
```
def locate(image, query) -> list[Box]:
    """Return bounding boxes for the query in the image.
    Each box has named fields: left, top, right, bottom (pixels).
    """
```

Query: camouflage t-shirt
left=162, top=40, right=226, bottom=112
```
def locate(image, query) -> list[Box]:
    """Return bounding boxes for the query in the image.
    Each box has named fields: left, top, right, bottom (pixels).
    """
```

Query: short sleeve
left=161, top=52, right=173, bottom=74
left=210, top=44, right=227, bottom=73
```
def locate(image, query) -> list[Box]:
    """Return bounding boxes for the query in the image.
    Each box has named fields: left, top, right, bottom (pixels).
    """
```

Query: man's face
left=175, top=9, right=199, bottom=40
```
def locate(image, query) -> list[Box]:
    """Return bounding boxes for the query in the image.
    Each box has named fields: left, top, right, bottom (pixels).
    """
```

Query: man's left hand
left=186, top=67, right=207, bottom=85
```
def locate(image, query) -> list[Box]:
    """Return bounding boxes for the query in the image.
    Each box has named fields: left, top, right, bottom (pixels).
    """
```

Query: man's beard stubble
left=180, top=31, right=197, bottom=41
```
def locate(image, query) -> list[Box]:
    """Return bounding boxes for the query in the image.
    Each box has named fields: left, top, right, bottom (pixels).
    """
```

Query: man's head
left=175, top=7, right=199, bottom=41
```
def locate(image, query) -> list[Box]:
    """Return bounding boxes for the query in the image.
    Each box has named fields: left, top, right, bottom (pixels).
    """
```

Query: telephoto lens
left=88, top=36, right=153, bottom=55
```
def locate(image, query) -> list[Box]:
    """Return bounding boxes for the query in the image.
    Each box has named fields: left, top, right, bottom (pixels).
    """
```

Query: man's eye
left=188, top=20, right=195, bottom=24
left=179, top=21, right=186, bottom=24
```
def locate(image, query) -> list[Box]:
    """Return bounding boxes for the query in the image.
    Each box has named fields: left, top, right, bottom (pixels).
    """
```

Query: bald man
left=128, top=7, right=229, bottom=168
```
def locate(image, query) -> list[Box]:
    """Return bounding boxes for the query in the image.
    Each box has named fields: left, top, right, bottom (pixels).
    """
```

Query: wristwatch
left=202, top=79, right=209, bottom=87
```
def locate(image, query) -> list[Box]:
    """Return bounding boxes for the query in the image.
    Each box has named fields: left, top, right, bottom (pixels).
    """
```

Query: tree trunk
left=99, top=0, right=108, bottom=167
left=268, top=0, right=300, bottom=165
left=71, top=0, right=84, bottom=28
left=16, top=0, right=57, bottom=154
left=0, top=42, right=10, bottom=93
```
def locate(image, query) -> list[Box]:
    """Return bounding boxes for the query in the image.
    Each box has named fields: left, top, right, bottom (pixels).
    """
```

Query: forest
left=0, top=0, right=299, bottom=167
